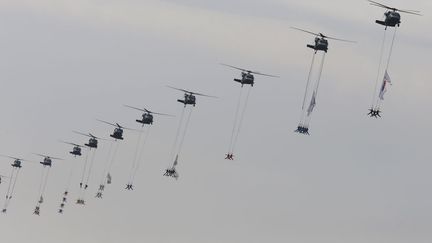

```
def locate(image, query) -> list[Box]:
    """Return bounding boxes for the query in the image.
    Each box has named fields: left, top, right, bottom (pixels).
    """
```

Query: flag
left=379, top=70, right=392, bottom=100
left=307, top=91, right=317, bottom=116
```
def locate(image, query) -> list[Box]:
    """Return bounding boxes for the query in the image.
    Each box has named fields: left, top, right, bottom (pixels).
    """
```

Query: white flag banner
left=379, top=70, right=392, bottom=100
left=307, top=91, right=316, bottom=116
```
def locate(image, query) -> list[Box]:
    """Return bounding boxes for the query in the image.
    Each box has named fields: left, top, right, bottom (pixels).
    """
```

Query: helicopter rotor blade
left=97, top=119, right=118, bottom=128
left=0, top=154, right=26, bottom=161
left=124, top=104, right=173, bottom=117
left=368, top=1, right=422, bottom=15
left=167, top=85, right=216, bottom=98
left=291, top=27, right=319, bottom=36
left=33, top=153, right=64, bottom=160
left=220, top=63, right=250, bottom=72
left=251, top=71, right=280, bottom=78
left=368, top=0, right=393, bottom=10
left=398, top=9, right=422, bottom=15
left=73, top=131, right=92, bottom=138
left=191, top=92, right=218, bottom=98
left=59, top=140, right=83, bottom=147
left=325, top=36, right=357, bottom=43
left=222, top=63, right=279, bottom=78
left=149, top=111, right=175, bottom=117
left=166, top=85, right=191, bottom=94
left=124, top=104, right=146, bottom=112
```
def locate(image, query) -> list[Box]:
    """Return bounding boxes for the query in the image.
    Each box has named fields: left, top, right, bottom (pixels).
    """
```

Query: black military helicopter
left=124, top=105, right=173, bottom=126
left=368, top=1, right=421, bottom=29
left=73, top=131, right=102, bottom=149
left=0, top=155, right=31, bottom=169
left=60, top=141, right=84, bottom=156
left=291, top=27, right=356, bottom=53
left=220, top=64, right=279, bottom=87
left=35, top=153, right=63, bottom=167
left=97, top=119, right=135, bottom=140
left=168, top=86, right=217, bottom=107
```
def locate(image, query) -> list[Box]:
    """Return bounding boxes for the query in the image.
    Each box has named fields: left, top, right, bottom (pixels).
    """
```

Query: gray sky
left=0, top=0, right=431, bottom=242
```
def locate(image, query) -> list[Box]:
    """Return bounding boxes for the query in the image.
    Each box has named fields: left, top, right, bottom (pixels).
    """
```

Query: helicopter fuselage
left=85, top=138, right=98, bottom=148
left=110, top=128, right=124, bottom=140
left=70, top=146, right=82, bottom=156
left=12, top=159, right=22, bottom=168
left=307, top=37, right=328, bottom=52
left=177, top=93, right=196, bottom=106
left=234, top=72, right=255, bottom=87
left=40, top=158, right=52, bottom=167
left=137, top=113, right=153, bottom=125
left=376, top=11, right=401, bottom=27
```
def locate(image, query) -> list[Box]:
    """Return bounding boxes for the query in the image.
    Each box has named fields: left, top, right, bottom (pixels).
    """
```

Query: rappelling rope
left=41, top=167, right=50, bottom=197
left=105, top=141, right=120, bottom=182
left=299, top=51, right=317, bottom=126
left=130, top=126, right=152, bottom=184
left=170, top=106, right=186, bottom=159
left=98, top=141, right=113, bottom=186
left=84, top=148, right=97, bottom=186
left=377, top=27, right=398, bottom=110
left=231, top=87, right=252, bottom=154
left=6, top=170, right=20, bottom=205
left=227, top=86, right=244, bottom=154
left=3, top=168, right=18, bottom=210
left=79, top=148, right=91, bottom=187
left=305, top=53, right=326, bottom=127
left=302, top=51, right=317, bottom=110
left=176, top=107, right=194, bottom=157
left=371, top=28, right=388, bottom=108
left=4, top=168, right=15, bottom=200
left=128, top=126, right=146, bottom=184
left=37, top=167, right=47, bottom=198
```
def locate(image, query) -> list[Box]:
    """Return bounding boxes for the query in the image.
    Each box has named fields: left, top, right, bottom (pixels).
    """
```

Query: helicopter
left=220, top=64, right=279, bottom=87
left=0, top=155, right=31, bottom=169
left=97, top=119, right=135, bottom=140
left=61, top=141, right=84, bottom=156
left=168, top=86, right=217, bottom=107
left=124, top=105, right=174, bottom=126
left=74, top=131, right=102, bottom=148
left=35, top=154, right=63, bottom=167
left=368, top=1, right=421, bottom=28
left=291, top=27, right=356, bottom=53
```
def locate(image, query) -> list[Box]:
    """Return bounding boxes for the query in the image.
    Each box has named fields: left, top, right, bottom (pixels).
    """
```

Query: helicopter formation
left=0, top=1, right=422, bottom=215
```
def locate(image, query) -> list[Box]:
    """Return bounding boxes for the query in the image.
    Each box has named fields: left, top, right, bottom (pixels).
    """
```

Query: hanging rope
left=377, top=27, right=398, bottom=110
left=371, top=28, right=388, bottom=108
left=37, top=167, right=47, bottom=198
left=4, top=168, right=15, bottom=200
left=79, top=148, right=91, bottom=187
left=128, top=127, right=145, bottom=182
left=130, top=126, right=152, bottom=184
left=385, top=27, right=398, bottom=73
left=231, top=87, right=252, bottom=154
left=3, top=168, right=19, bottom=211
left=176, top=107, right=193, bottom=158
left=105, top=141, right=120, bottom=182
left=305, top=53, right=326, bottom=127
left=227, top=87, right=244, bottom=154
left=84, top=148, right=97, bottom=187
left=298, top=52, right=318, bottom=127
left=40, top=168, right=51, bottom=199
left=170, top=107, right=186, bottom=159
left=302, top=51, right=317, bottom=110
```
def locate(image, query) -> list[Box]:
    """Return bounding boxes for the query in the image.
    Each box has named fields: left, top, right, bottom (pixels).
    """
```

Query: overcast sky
left=0, top=1, right=431, bottom=243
